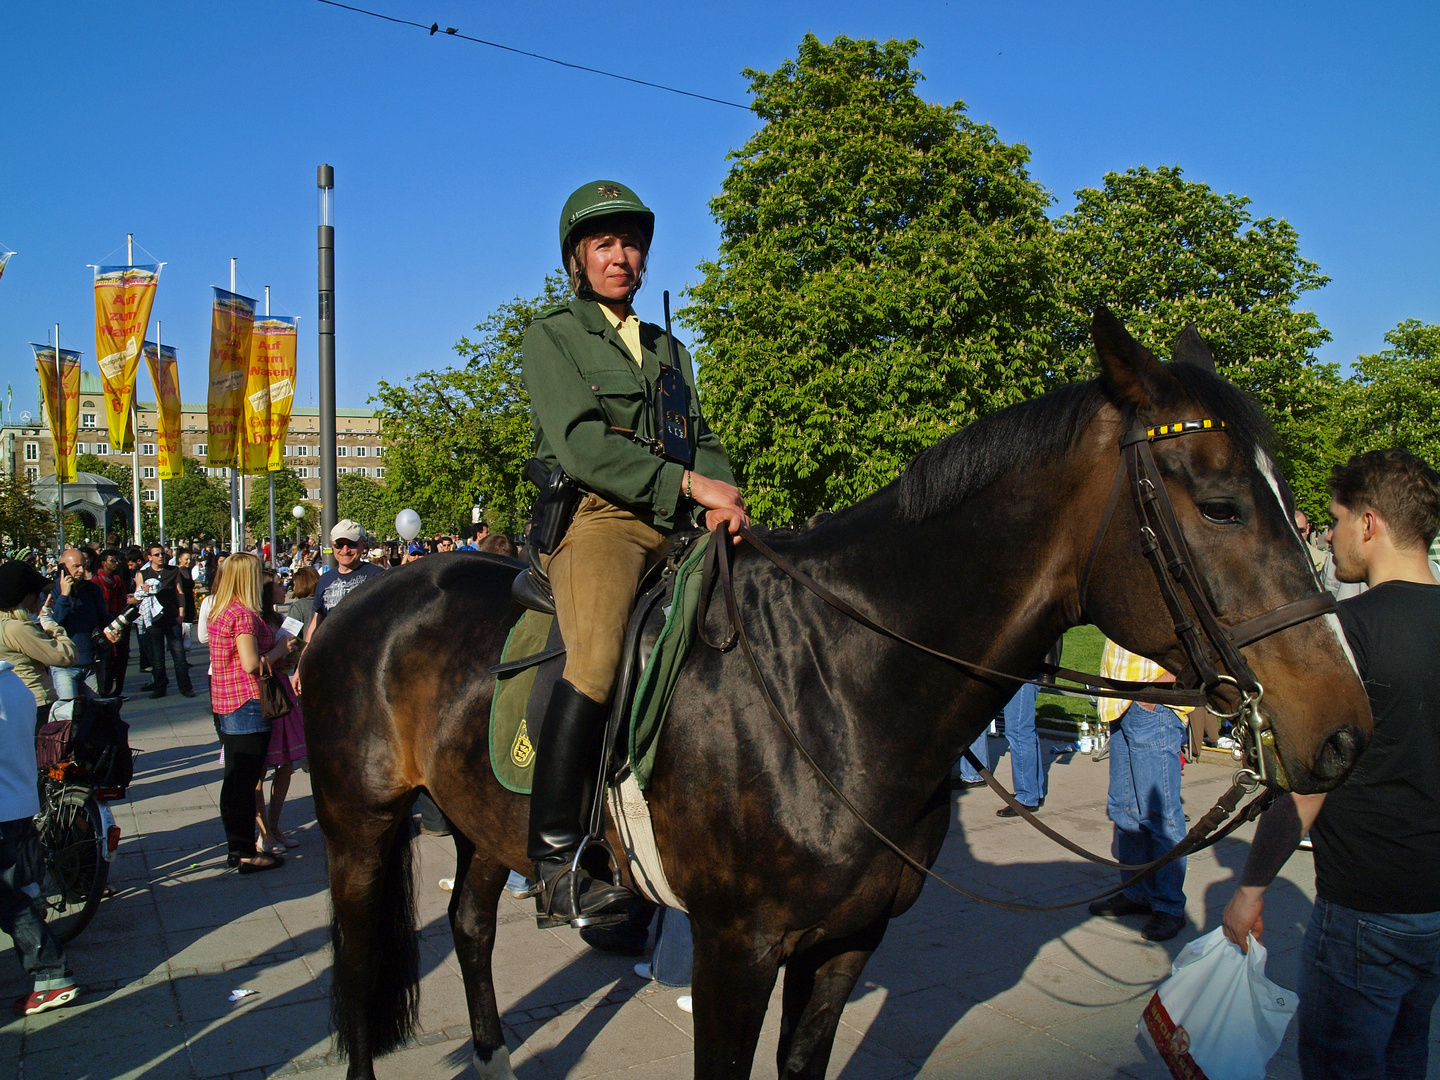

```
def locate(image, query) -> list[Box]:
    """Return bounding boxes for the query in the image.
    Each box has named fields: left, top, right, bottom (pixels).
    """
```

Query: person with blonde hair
left=206, top=554, right=299, bottom=873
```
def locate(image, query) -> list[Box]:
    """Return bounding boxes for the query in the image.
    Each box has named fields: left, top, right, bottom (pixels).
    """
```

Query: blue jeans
left=1003, top=683, right=1045, bottom=806
left=957, top=729, right=989, bottom=783
left=1298, top=897, right=1440, bottom=1079
left=219, top=700, right=269, bottom=736
left=1107, top=703, right=1186, bottom=916
left=0, top=819, right=69, bottom=991
left=650, top=907, right=692, bottom=989
left=50, top=664, right=97, bottom=701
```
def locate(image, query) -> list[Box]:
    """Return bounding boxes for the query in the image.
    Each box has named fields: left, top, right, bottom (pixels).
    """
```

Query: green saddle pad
left=488, top=532, right=713, bottom=795
left=489, top=609, right=554, bottom=794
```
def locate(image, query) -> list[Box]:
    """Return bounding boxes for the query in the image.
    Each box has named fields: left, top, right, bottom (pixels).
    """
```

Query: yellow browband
left=1147, top=418, right=1226, bottom=441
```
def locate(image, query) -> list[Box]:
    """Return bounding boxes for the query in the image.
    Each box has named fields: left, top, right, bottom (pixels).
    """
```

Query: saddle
left=489, top=532, right=708, bottom=794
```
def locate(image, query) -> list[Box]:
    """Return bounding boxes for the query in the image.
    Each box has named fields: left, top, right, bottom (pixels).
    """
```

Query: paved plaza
left=3, top=648, right=1437, bottom=1080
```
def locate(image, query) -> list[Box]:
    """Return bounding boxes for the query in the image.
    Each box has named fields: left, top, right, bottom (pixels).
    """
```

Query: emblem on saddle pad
left=511, top=719, right=535, bottom=768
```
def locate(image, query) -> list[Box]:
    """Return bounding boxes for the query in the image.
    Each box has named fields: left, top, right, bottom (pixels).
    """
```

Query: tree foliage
left=1053, top=165, right=1341, bottom=518
left=336, top=473, right=390, bottom=539
left=683, top=35, right=1061, bottom=524
left=244, top=468, right=310, bottom=543
left=1344, top=320, right=1440, bottom=469
left=0, top=472, right=53, bottom=552
left=164, top=458, right=232, bottom=545
left=374, top=274, right=564, bottom=535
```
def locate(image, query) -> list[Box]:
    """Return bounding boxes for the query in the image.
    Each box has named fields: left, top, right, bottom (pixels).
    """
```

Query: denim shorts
left=218, top=699, right=269, bottom=736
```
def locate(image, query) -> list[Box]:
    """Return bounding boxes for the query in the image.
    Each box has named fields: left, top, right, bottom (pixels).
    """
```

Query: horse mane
left=896, top=363, right=1276, bottom=523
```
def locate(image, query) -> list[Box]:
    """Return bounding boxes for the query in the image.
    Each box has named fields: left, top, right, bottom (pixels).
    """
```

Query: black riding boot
left=527, top=678, right=635, bottom=929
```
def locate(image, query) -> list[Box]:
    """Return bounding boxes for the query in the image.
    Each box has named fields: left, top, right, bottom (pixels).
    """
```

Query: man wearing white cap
left=304, top=520, right=385, bottom=640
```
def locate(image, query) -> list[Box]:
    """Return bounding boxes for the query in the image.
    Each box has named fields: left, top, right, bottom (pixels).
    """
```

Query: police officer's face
left=582, top=231, right=645, bottom=303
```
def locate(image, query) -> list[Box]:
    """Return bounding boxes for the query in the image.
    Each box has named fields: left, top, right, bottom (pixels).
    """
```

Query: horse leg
left=691, top=926, right=782, bottom=1080
left=776, top=916, right=889, bottom=1080
left=447, top=830, right=518, bottom=1080
left=323, top=803, right=420, bottom=1080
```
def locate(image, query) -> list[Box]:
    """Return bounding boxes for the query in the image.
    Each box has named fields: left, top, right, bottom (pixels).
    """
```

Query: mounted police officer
left=520, top=181, right=746, bottom=928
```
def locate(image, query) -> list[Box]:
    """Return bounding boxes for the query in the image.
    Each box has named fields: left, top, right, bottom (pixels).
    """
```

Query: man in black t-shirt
left=1222, top=449, right=1440, bottom=1080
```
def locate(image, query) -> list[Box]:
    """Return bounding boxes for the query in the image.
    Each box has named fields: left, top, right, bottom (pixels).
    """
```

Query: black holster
left=525, top=457, right=584, bottom=556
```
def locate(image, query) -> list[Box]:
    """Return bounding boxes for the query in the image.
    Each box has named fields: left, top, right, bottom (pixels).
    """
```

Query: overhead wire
left=312, top=0, right=751, bottom=111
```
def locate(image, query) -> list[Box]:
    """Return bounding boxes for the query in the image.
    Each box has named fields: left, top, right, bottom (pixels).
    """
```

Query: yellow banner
left=249, top=317, right=297, bottom=472
left=32, top=345, right=82, bottom=483
left=93, top=264, right=160, bottom=451
left=144, top=342, right=183, bottom=481
left=207, top=288, right=255, bottom=470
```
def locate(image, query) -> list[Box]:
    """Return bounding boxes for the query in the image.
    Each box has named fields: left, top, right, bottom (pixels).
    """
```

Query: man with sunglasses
left=305, top=520, right=385, bottom=640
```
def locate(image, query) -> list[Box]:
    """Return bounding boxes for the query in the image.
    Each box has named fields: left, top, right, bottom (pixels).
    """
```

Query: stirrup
left=534, top=834, right=630, bottom=930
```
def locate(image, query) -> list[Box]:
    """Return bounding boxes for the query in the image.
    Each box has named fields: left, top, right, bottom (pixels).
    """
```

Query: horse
left=301, top=309, right=1371, bottom=1079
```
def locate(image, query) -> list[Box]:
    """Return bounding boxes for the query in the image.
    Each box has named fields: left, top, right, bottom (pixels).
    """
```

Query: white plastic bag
left=1141, top=926, right=1297, bottom=1080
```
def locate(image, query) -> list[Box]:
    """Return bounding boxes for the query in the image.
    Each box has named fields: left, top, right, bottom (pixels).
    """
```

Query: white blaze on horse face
left=1253, top=449, right=1360, bottom=678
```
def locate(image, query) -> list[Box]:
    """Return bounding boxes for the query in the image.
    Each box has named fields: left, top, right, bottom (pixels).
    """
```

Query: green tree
left=0, top=472, right=53, bottom=551
left=336, top=473, right=391, bottom=539
left=76, top=453, right=131, bottom=492
left=163, top=458, right=232, bottom=545
left=245, top=467, right=309, bottom=539
left=1053, top=165, right=1342, bottom=518
left=681, top=35, right=1062, bottom=523
left=1345, top=320, right=1440, bottom=468
left=374, top=274, right=564, bottom=534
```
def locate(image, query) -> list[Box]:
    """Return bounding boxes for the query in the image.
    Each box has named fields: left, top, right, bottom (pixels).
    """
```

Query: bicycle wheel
left=37, top=788, right=110, bottom=945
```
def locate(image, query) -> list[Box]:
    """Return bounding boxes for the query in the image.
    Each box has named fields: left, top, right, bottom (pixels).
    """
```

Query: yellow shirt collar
left=598, top=303, right=643, bottom=366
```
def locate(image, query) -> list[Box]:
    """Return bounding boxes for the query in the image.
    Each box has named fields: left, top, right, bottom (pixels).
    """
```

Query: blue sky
left=1, top=1, right=1435, bottom=416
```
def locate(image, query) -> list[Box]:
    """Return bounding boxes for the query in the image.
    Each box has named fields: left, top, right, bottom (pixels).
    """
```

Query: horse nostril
left=1313, top=725, right=1364, bottom=781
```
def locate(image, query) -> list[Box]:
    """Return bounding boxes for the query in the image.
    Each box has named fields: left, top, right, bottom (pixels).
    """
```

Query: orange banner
left=248, top=317, right=297, bottom=472
left=94, top=264, right=160, bottom=451
left=207, top=288, right=255, bottom=470
left=144, top=342, right=183, bottom=481
left=33, top=345, right=82, bottom=483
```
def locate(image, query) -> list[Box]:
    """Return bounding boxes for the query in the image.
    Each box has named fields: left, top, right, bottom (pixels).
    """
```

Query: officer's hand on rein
left=687, top=472, right=749, bottom=544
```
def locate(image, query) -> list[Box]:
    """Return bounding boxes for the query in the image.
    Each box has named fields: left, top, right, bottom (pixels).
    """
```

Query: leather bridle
left=691, top=410, right=1340, bottom=910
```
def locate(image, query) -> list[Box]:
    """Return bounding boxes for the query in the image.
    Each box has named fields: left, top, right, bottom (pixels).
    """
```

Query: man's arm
left=1222, top=792, right=1327, bottom=952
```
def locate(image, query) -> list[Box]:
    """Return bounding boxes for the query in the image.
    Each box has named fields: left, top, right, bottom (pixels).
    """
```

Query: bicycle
left=32, top=761, right=119, bottom=945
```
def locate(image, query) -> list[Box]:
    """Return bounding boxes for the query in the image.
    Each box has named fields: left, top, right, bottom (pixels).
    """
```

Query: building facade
left=3, top=371, right=385, bottom=504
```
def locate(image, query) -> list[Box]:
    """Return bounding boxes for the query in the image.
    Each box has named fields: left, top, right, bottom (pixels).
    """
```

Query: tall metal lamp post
left=317, top=165, right=337, bottom=569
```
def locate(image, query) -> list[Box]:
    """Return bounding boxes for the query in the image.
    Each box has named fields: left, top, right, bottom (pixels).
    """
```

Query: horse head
left=1082, top=307, right=1370, bottom=794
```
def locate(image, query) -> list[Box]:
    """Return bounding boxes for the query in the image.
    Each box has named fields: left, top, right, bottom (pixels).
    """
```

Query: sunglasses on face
left=333, top=539, right=359, bottom=551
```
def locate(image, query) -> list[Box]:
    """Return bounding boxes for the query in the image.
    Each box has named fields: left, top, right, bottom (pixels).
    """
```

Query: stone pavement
left=3, top=651, right=1437, bottom=1080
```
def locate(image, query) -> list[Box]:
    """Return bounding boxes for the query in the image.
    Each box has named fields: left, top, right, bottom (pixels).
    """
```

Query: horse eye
left=1199, top=500, right=1242, bottom=525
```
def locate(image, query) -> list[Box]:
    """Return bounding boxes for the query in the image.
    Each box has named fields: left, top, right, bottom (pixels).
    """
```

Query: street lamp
left=292, top=504, right=306, bottom=552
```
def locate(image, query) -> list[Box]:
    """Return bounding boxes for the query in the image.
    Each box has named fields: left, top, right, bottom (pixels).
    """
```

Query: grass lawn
left=1035, top=624, right=1106, bottom=729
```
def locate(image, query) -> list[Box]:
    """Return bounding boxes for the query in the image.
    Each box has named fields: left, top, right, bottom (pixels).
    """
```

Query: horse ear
left=1092, top=306, right=1169, bottom=409
left=1172, top=323, right=1217, bottom=374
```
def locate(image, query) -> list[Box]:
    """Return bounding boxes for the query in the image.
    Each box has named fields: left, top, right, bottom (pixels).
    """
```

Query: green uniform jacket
left=521, top=299, right=736, bottom=531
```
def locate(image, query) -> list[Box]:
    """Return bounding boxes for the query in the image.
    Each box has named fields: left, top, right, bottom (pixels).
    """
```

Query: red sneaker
left=15, top=984, right=80, bottom=1016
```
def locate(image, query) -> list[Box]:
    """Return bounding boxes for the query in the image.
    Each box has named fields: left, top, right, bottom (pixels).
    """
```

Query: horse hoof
left=472, top=1044, right=516, bottom=1080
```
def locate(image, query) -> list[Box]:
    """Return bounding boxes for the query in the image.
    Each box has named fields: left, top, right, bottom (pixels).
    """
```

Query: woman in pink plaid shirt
left=207, top=554, right=301, bottom=874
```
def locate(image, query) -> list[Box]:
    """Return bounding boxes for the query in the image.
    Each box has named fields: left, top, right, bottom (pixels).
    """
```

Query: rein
left=696, top=413, right=1336, bottom=910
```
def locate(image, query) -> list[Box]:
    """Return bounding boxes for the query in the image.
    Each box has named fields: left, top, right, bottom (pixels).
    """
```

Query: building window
left=24, top=442, right=38, bottom=462
left=194, top=444, right=207, bottom=457
left=294, top=444, right=310, bottom=456
left=76, top=443, right=88, bottom=455
left=25, top=466, right=38, bottom=482
left=141, top=466, right=157, bottom=479
left=374, top=445, right=384, bottom=457
left=81, top=412, right=97, bottom=429
left=337, top=467, right=350, bottom=475
left=143, top=488, right=157, bottom=502
left=336, top=445, right=348, bottom=458
left=374, top=467, right=385, bottom=479
left=295, top=467, right=309, bottom=478
left=354, top=445, right=367, bottom=458
left=354, top=467, right=369, bottom=478
left=141, top=443, right=156, bottom=456
left=94, top=443, right=109, bottom=456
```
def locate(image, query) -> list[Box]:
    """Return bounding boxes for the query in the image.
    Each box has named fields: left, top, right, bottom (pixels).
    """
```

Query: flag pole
left=230, top=258, right=241, bottom=553
left=157, top=321, right=166, bottom=548
left=55, top=323, right=64, bottom=552
left=265, top=286, right=277, bottom=566
left=129, top=234, right=142, bottom=547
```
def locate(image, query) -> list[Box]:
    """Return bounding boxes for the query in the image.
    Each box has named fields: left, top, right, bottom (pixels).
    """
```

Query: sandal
left=228, top=853, right=284, bottom=875
left=256, top=838, right=287, bottom=856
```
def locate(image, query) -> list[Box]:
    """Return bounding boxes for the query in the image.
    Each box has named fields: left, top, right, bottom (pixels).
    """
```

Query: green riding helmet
left=558, top=180, right=655, bottom=264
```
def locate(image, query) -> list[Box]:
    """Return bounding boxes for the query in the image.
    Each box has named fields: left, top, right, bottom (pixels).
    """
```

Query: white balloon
left=396, top=508, right=422, bottom=541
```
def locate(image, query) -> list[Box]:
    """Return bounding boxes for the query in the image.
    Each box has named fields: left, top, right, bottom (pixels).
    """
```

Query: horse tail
left=330, top=810, right=420, bottom=1060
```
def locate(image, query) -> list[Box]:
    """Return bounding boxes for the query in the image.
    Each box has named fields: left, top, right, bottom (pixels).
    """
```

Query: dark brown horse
left=302, top=311, right=1370, bottom=1079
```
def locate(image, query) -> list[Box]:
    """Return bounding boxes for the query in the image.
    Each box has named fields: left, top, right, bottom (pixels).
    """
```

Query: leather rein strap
left=696, top=414, right=1335, bottom=911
